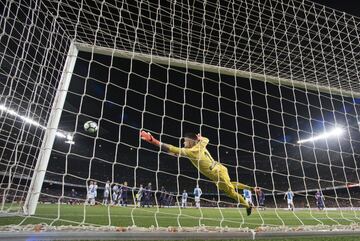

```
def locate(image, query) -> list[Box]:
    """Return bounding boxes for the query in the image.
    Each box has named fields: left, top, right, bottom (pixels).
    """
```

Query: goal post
left=23, top=43, right=78, bottom=215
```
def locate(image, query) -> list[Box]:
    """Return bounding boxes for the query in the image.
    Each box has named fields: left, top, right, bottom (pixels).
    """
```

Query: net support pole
left=23, top=42, right=78, bottom=215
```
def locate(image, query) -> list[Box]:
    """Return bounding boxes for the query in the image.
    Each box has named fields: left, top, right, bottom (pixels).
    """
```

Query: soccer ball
left=83, top=121, right=98, bottom=134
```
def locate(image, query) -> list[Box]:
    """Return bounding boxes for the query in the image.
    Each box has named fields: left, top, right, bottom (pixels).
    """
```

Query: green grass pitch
left=1, top=205, right=360, bottom=241
left=1, top=204, right=360, bottom=229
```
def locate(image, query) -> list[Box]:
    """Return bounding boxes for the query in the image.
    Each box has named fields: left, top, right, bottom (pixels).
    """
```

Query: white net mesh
left=1, top=0, right=360, bottom=234
left=0, top=0, right=71, bottom=211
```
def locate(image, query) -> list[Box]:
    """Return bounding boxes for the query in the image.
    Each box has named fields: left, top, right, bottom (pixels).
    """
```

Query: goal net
left=1, top=0, right=360, bottom=237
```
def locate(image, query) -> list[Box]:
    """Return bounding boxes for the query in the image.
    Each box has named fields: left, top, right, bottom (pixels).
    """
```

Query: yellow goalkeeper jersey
left=168, top=137, right=218, bottom=176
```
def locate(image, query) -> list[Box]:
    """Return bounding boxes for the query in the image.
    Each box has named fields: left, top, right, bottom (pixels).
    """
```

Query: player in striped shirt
left=102, top=180, right=111, bottom=205
left=193, top=185, right=202, bottom=208
left=284, top=188, right=294, bottom=211
left=181, top=190, right=188, bottom=208
left=112, top=184, right=119, bottom=205
left=243, top=189, right=253, bottom=207
left=136, top=184, right=144, bottom=207
left=86, top=181, right=94, bottom=205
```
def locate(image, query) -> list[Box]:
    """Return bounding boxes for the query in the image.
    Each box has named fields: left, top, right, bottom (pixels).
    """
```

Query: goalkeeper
left=140, top=131, right=254, bottom=216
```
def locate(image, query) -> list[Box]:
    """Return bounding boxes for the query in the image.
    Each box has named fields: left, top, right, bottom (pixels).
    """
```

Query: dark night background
left=1, top=0, right=360, bottom=207
left=50, top=49, right=360, bottom=195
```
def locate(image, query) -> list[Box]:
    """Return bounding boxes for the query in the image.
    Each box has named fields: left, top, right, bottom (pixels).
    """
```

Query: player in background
left=257, top=188, right=265, bottom=210
left=136, top=184, right=144, bottom=207
left=193, top=185, right=202, bottom=208
left=142, top=183, right=152, bottom=207
left=119, top=182, right=128, bottom=207
left=69, top=188, right=78, bottom=205
left=117, top=183, right=123, bottom=206
left=112, top=184, right=119, bottom=205
left=103, top=180, right=111, bottom=205
left=140, top=131, right=255, bottom=215
left=315, top=189, right=325, bottom=210
left=284, top=188, right=295, bottom=211
left=243, top=189, right=253, bottom=207
left=158, top=186, right=166, bottom=208
left=90, top=182, right=98, bottom=206
left=181, top=190, right=188, bottom=208
left=167, top=192, right=174, bottom=207
left=86, top=181, right=94, bottom=205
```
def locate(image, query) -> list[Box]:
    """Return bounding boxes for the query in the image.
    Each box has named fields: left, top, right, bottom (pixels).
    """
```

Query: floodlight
left=1, top=103, right=74, bottom=144
left=297, top=127, right=344, bottom=144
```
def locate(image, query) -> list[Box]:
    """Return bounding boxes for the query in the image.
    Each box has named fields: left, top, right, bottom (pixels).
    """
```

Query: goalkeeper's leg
left=231, top=182, right=253, bottom=191
left=207, top=164, right=252, bottom=215
left=218, top=180, right=249, bottom=208
left=213, top=166, right=250, bottom=208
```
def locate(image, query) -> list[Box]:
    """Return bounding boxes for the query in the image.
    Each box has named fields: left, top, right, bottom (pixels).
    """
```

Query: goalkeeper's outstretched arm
left=140, top=130, right=170, bottom=152
left=140, top=130, right=197, bottom=157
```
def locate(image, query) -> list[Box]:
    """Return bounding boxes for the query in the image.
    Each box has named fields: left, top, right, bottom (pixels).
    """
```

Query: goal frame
left=23, top=41, right=360, bottom=216
left=75, top=42, right=360, bottom=98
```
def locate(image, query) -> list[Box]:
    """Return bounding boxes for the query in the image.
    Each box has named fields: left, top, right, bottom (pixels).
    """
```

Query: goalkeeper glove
left=140, top=130, right=160, bottom=146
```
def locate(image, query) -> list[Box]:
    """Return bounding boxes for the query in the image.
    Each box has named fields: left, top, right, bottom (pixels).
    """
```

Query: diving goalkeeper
left=140, top=130, right=255, bottom=216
